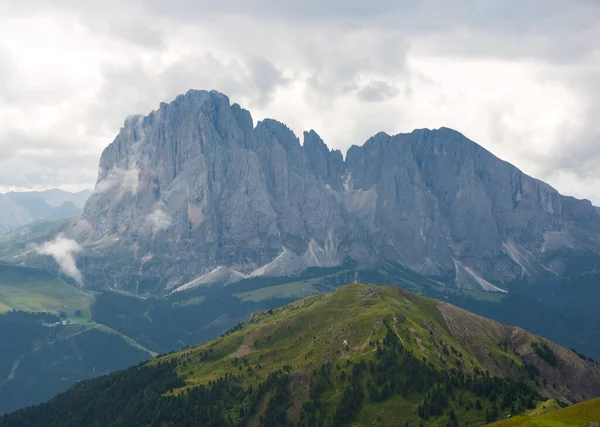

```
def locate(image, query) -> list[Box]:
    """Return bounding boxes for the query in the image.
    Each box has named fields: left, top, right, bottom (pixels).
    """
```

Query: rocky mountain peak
left=72, top=90, right=600, bottom=293
left=302, top=129, right=344, bottom=190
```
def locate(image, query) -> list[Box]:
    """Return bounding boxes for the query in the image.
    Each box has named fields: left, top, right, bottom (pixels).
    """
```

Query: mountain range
left=10, top=89, right=596, bottom=295
left=0, top=189, right=91, bottom=235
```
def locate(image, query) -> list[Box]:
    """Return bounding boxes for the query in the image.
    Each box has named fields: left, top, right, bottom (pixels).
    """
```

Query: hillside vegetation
left=2, top=284, right=600, bottom=427
left=0, top=263, right=153, bottom=414
left=488, top=397, right=600, bottom=426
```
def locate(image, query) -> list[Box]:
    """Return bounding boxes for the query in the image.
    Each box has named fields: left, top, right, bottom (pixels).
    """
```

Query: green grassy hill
left=0, top=263, right=90, bottom=320
left=2, top=284, right=600, bottom=427
left=488, top=397, right=600, bottom=426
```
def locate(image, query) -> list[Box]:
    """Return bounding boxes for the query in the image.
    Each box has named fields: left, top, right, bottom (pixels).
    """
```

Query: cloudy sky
left=1, top=1, right=599, bottom=203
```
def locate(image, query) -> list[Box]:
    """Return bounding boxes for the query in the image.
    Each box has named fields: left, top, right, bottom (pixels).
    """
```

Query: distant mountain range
left=32, top=89, right=598, bottom=294
left=0, top=189, right=91, bottom=235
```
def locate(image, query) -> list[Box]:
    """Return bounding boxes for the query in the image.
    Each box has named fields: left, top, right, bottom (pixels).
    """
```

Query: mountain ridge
left=0, top=189, right=91, bottom=236
left=49, top=88, right=599, bottom=294
left=2, top=283, right=599, bottom=426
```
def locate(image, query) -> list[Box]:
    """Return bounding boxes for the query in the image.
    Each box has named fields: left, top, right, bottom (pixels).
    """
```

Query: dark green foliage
left=331, top=363, right=364, bottom=426
left=0, top=360, right=297, bottom=427
left=262, top=370, right=292, bottom=427
left=0, top=311, right=58, bottom=379
left=92, top=289, right=291, bottom=353
left=0, top=326, right=150, bottom=415
left=0, top=361, right=183, bottom=427
left=300, top=323, right=538, bottom=426
left=299, top=363, right=334, bottom=426
left=570, top=347, right=598, bottom=365
left=0, top=325, right=542, bottom=427
left=523, top=362, right=540, bottom=380
left=446, top=409, right=459, bottom=427
left=532, top=341, right=558, bottom=367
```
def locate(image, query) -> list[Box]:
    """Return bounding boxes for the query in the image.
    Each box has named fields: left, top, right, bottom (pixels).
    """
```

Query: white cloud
left=0, top=1, right=599, bottom=203
left=146, top=208, right=171, bottom=234
left=36, top=234, right=83, bottom=286
left=92, top=166, right=140, bottom=196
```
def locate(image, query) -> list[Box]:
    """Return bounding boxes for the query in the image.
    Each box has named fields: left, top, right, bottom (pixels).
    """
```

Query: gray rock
left=71, top=90, right=600, bottom=293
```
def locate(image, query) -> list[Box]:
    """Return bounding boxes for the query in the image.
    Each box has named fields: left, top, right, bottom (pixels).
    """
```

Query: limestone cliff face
left=345, top=128, right=600, bottom=284
left=77, top=91, right=354, bottom=291
left=74, top=90, right=600, bottom=293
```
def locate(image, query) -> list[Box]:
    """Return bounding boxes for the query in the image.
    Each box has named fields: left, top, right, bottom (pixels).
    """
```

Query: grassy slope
left=0, top=264, right=90, bottom=320
left=488, top=397, right=600, bottom=426
left=524, top=399, right=562, bottom=416
left=162, top=285, right=483, bottom=387
left=152, top=284, right=596, bottom=426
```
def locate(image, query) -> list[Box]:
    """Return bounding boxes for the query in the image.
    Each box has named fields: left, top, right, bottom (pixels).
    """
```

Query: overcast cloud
left=0, top=0, right=599, bottom=202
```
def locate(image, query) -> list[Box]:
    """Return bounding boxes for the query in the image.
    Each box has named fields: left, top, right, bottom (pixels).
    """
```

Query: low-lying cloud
left=147, top=208, right=171, bottom=235
left=36, top=234, right=83, bottom=286
left=93, top=166, right=140, bottom=196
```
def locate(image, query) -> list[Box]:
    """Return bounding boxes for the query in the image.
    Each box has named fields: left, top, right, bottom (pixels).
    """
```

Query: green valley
left=2, top=284, right=599, bottom=427
left=0, top=263, right=154, bottom=414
